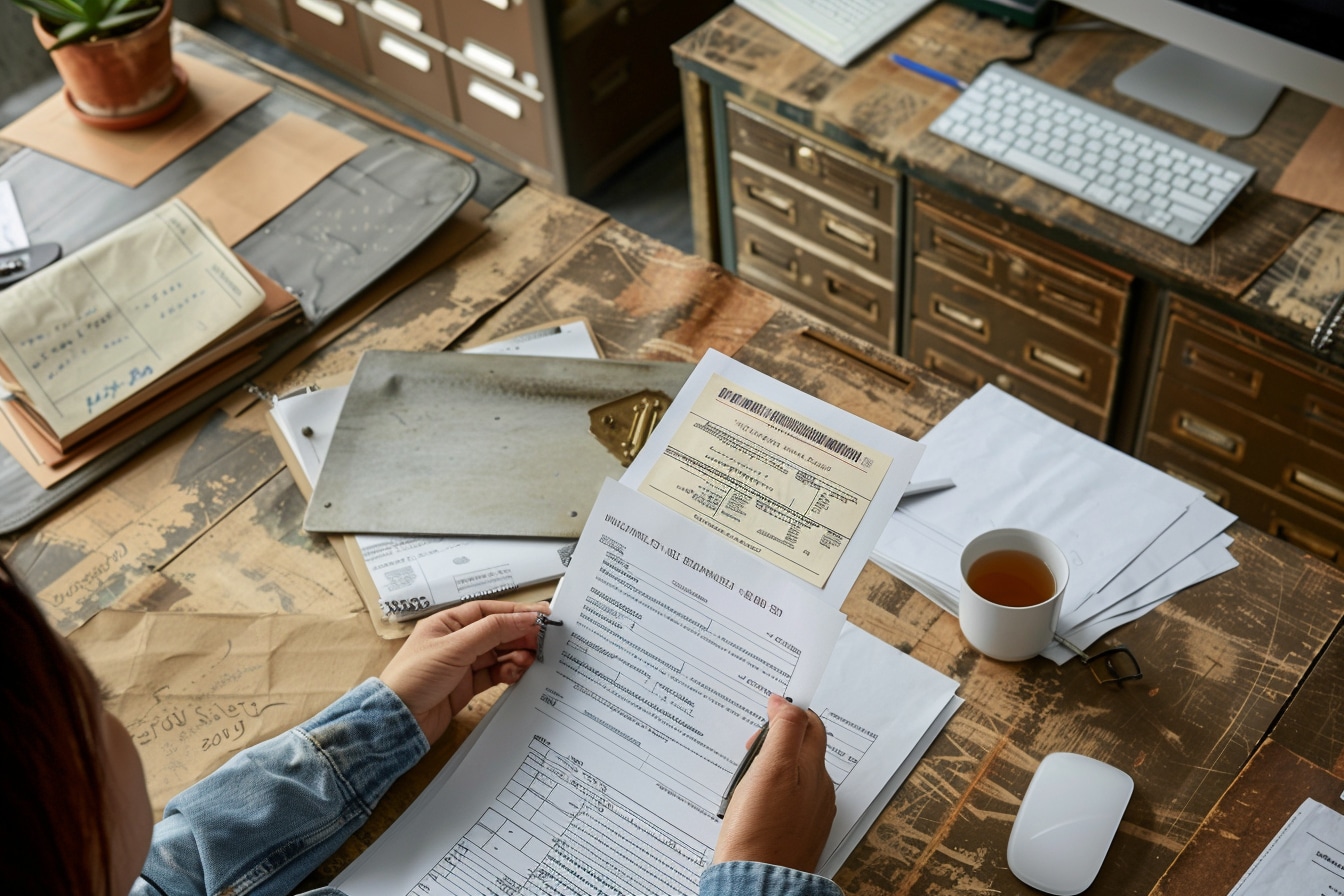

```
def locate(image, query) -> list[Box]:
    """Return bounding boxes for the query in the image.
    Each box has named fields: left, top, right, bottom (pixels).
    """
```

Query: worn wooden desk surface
left=673, top=2, right=1342, bottom=361
left=5, top=183, right=1344, bottom=896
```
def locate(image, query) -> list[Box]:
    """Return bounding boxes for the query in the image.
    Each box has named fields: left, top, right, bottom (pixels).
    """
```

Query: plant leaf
left=13, top=0, right=84, bottom=25
left=50, top=19, right=97, bottom=49
left=95, top=5, right=157, bottom=29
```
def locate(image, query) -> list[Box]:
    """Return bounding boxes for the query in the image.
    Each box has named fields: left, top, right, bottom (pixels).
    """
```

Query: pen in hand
left=717, top=715, right=774, bottom=818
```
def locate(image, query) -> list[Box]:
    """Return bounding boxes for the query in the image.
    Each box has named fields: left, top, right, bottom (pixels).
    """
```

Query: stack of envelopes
left=0, top=199, right=300, bottom=487
left=872, top=384, right=1239, bottom=664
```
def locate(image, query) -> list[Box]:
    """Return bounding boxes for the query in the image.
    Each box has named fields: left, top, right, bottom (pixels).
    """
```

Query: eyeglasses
left=1054, top=635, right=1143, bottom=685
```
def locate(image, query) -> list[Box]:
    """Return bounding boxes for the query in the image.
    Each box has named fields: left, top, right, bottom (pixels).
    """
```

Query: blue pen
left=889, top=54, right=969, bottom=91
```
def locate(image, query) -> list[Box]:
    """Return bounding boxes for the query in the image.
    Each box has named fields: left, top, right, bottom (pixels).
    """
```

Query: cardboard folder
left=303, top=351, right=693, bottom=538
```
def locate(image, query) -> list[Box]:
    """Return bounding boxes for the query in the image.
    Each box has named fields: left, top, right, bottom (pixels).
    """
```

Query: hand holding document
left=333, top=351, right=961, bottom=894
left=872, top=385, right=1238, bottom=663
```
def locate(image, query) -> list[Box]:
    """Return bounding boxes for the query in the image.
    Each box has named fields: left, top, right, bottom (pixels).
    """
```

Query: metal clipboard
left=303, top=351, right=693, bottom=538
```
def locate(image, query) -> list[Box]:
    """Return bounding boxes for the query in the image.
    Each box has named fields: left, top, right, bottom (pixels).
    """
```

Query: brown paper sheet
left=1274, top=105, right=1344, bottom=214
left=178, top=113, right=367, bottom=246
left=0, top=53, right=272, bottom=188
left=69, top=609, right=400, bottom=815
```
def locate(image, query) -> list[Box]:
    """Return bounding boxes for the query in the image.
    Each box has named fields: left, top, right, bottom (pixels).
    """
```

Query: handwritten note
left=0, top=198, right=263, bottom=440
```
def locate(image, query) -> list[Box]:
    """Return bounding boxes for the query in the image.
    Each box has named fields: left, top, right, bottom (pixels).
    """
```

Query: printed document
left=1226, top=798, right=1344, bottom=895
left=0, top=198, right=263, bottom=438
left=624, top=349, right=921, bottom=606
left=336, top=479, right=849, bottom=895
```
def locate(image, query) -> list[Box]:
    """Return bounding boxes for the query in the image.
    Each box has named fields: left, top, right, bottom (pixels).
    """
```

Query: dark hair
left=0, top=567, right=114, bottom=895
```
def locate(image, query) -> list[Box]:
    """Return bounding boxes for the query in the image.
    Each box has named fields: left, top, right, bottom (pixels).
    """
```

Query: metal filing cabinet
left=726, top=101, right=900, bottom=352
left=1141, top=298, right=1344, bottom=568
left=906, top=183, right=1133, bottom=440
left=220, top=0, right=729, bottom=194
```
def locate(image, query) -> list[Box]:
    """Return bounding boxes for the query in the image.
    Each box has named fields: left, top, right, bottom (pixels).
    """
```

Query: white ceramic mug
left=958, top=528, right=1069, bottom=662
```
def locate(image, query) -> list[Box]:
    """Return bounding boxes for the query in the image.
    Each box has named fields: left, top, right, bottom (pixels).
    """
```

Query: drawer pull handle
left=745, top=183, right=795, bottom=221
left=1288, top=467, right=1344, bottom=509
left=1181, top=342, right=1261, bottom=396
left=821, top=159, right=881, bottom=211
left=823, top=275, right=879, bottom=323
left=930, top=224, right=992, bottom=275
left=924, top=350, right=982, bottom=391
left=463, top=38, right=516, bottom=80
left=933, top=300, right=985, bottom=334
left=479, top=0, right=508, bottom=9
left=296, top=0, right=343, bottom=25
left=745, top=239, right=797, bottom=280
left=1305, top=395, right=1344, bottom=437
left=370, top=0, right=421, bottom=30
left=589, top=58, right=629, bottom=105
left=1270, top=519, right=1341, bottom=564
left=821, top=213, right=877, bottom=260
left=467, top=77, right=522, bottom=119
left=1176, top=413, right=1240, bottom=456
left=1160, top=464, right=1229, bottom=507
left=378, top=32, right=431, bottom=72
left=1027, top=344, right=1087, bottom=383
left=1039, top=283, right=1103, bottom=324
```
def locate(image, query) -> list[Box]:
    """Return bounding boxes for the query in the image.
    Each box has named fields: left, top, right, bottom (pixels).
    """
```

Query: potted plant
left=13, top=0, right=188, bottom=129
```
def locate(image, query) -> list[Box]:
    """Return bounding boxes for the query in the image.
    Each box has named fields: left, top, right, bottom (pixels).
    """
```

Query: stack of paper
left=330, top=350, right=961, bottom=894
left=873, top=385, right=1238, bottom=663
left=0, top=199, right=301, bottom=488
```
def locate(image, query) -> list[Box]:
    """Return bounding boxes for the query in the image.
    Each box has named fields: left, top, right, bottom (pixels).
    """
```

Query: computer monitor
left=1063, top=0, right=1344, bottom=137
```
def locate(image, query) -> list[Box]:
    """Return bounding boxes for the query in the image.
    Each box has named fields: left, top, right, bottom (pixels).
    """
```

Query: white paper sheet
left=0, top=182, right=27, bottom=252
left=335, top=479, right=849, bottom=895
left=624, top=349, right=924, bottom=608
left=1226, top=797, right=1344, bottom=895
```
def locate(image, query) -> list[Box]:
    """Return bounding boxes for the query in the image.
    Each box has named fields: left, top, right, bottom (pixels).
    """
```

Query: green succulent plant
left=12, top=0, right=162, bottom=50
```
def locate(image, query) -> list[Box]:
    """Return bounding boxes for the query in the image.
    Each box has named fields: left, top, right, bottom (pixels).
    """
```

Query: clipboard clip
left=1055, top=635, right=1143, bottom=685
left=589, top=389, right=674, bottom=466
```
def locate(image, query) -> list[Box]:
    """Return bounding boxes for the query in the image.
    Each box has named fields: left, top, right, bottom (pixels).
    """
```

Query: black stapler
left=0, top=243, right=62, bottom=289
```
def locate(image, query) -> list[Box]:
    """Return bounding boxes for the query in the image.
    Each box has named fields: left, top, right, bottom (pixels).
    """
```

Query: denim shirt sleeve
left=133, top=678, right=426, bottom=896
left=699, top=861, right=845, bottom=896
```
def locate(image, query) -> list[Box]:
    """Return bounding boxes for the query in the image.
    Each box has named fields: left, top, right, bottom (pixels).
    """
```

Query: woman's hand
left=713, top=694, right=836, bottom=873
left=379, top=601, right=548, bottom=743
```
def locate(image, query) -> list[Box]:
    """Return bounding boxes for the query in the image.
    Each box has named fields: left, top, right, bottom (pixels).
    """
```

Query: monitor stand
left=1114, top=45, right=1282, bottom=138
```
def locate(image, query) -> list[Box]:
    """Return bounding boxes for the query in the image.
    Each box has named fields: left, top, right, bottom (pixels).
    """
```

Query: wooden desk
left=4, top=169, right=1344, bottom=895
left=673, top=3, right=1344, bottom=572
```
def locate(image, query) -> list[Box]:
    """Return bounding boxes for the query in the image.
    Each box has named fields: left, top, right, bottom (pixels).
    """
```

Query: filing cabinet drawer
left=1142, top=435, right=1344, bottom=568
left=362, top=0, right=442, bottom=40
left=440, top=0, right=542, bottom=86
left=912, top=258, right=1117, bottom=410
left=1161, top=308, right=1344, bottom=455
left=229, top=0, right=287, bottom=33
left=727, top=102, right=895, bottom=223
left=734, top=213, right=895, bottom=350
left=909, top=320, right=1106, bottom=438
left=449, top=60, right=550, bottom=169
left=1148, top=374, right=1344, bottom=521
left=359, top=12, right=454, bottom=117
left=284, top=0, right=368, bottom=72
left=913, top=200, right=1130, bottom=347
left=730, top=159, right=895, bottom=282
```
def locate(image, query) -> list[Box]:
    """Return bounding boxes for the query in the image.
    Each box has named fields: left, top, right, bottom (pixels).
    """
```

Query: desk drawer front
left=727, top=102, right=894, bottom=223
left=730, top=159, right=895, bottom=281
left=359, top=14, right=455, bottom=116
left=449, top=60, right=549, bottom=168
left=1162, top=311, right=1344, bottom=454
left=913, top=201, right=1130, bottom=347
left=1142, top=435, right=1344, bottom=568
left=734, top=214, right=895, bottom=350
left=909, top=319, right=1106, bottom=438
left=912, top=258, right=1116, bottom=409
left=1149, top=374, right=1344, bottom=520
left=285, top=0, right=369, bottom=72
left=439, top=0, right=541, bottom=83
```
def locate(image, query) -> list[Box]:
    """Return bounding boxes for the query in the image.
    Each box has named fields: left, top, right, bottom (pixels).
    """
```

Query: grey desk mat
left=304, top=352, right=693, bottom=539
left=0, top=39, right=478, bottom=534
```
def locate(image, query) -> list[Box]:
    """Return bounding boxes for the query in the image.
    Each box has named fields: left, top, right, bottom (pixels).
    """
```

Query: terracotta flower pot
left=33, top=0, right=184, bottom=127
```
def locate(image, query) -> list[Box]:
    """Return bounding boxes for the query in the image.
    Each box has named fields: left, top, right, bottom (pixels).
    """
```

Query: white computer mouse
left=1007, top=752, right=1133, bottom=896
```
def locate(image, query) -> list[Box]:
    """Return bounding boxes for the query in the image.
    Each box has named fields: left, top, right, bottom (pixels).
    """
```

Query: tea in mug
left=967, top=549, right=1056, bottom=607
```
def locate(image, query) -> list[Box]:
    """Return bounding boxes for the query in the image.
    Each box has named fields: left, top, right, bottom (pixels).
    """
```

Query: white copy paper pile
left=872, top=385, right=1238, bottom=663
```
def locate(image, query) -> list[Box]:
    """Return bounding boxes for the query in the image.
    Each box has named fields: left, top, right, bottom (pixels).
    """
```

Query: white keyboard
left=738, top=0, right=934, bottom=68
left=929, top=63, right=1256, bottom=245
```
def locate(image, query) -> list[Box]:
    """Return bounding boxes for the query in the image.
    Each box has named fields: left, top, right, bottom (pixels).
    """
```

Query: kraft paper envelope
left=70, top=609, right=401, bottom=816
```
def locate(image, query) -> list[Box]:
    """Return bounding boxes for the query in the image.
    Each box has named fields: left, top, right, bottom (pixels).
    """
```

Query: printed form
left=1227, top=798, right=1344, bottom=896
left=336, top=479, right=848, bottom=895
